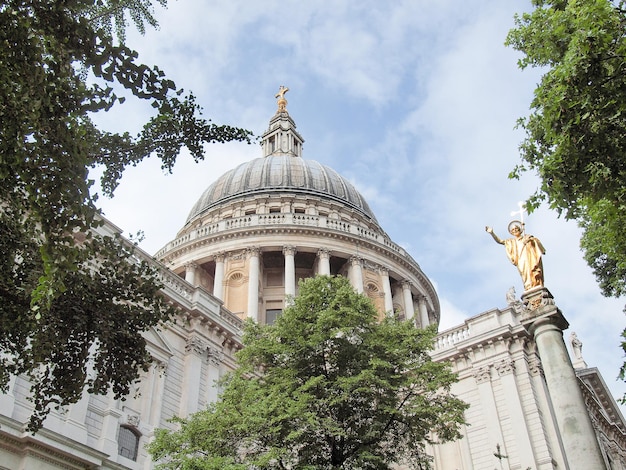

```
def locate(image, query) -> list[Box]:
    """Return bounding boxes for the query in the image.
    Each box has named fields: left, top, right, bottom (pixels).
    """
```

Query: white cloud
left=91, top=0, right=626, bottom=407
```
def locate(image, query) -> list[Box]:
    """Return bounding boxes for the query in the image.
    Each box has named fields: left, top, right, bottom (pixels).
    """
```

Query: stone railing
left=434, top=324, right=471, bottom=351
left=159, top=268, right=194, bottom=301
left=155, top=213, right=407, bottom=259
left=123, top=235, right=244, bottom=332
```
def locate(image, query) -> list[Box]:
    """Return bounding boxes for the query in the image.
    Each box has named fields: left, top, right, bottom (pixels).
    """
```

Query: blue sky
left=92, top=0, right=626, bottom=405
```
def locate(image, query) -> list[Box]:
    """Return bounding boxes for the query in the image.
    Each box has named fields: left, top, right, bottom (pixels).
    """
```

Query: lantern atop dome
left=261, top=86, right=305, bottom=158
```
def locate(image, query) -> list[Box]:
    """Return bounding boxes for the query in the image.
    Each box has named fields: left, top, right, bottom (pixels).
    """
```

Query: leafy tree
left=505, top=2, right=626, bottom=379
left=0, top=0, right=252, bottom=430
left=148, top=276, right=467, bottom=470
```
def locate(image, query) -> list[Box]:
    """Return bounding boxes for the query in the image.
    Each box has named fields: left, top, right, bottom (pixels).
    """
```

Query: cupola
left=260, top=85, right=305, bottom=158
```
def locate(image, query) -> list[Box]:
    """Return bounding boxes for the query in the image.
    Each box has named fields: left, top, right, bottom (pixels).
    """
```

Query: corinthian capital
left=185, top=336, right=207, bottom=356
left=283, top=245, right=297, bottom=257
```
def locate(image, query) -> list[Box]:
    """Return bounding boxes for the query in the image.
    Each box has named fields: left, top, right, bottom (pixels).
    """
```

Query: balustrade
left=157, top=212, right=411, bottom=262
left=434, top=325, right=471, bottom=351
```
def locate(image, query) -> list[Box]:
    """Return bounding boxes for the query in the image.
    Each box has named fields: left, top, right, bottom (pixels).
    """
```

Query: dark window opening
left=118, top=425, right=140, bottom=461
left=266, top=309, right=282, bottom=325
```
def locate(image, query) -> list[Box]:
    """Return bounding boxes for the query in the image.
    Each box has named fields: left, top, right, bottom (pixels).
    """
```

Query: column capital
left=184, top=261, right=198, bottom=269
left=207, top=347, right=223, bottom=366
left=154, top=359, right=168, bottom=375
left=401, top=279, right=413, bottom=290
left=473, top=365, right=491, bottom=384
left=185, top=336, right=207, bottom=356
left=246, top=246, right=261, bottom=258
left=495, top=359, right=516, bottom=376
left=527, top=357, right=543, bottom=377
left=214, top=251, right=226, bottom=262
left=283, top=245, right=297, bottom=257
left=378, top=266, right=389, bottom=276
left=317, top=248, right=330, bottom=259
left=349, top=255, right=363, bottom=266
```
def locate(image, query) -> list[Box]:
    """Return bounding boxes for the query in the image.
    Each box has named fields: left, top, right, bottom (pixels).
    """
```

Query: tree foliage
left=0, top=0, right=252, bottom=430
left=506, top=1, right=626, bottom=380
left=148, top=276, right=467, bottom=470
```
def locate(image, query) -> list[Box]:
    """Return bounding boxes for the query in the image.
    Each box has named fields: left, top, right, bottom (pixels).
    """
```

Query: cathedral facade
left=1, top=96, right=625, bottom=469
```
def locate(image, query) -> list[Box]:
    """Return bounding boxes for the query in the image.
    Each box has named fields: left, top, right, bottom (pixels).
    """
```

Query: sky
left=91, top=0, right=626, bottom=406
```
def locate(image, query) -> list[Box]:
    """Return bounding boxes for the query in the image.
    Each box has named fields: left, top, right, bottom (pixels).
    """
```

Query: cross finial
left=275, top=85, right=289, bottom=113
left=510, top=201, right=526, bottom=233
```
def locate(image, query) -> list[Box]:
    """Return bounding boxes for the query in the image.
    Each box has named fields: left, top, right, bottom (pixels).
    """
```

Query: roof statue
left=506, top=286, right=517, bottom=305
left=485, top=219, right=546, bottom=292
left=570, top=331, right=588, bottom=369
left=275, top=85, right=289, bottom=113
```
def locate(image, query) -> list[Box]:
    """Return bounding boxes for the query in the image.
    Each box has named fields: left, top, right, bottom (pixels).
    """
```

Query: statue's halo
left=508, top=220, right=523, bottom=233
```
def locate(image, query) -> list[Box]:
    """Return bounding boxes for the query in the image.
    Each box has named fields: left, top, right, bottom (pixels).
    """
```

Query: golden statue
left=275, top=85, right=289, bottom=113
left=486, top=221, right=546, bottom=291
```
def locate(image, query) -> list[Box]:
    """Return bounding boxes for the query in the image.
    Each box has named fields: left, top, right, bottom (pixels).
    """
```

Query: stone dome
left=186, top=155, right=378, bottom=225
left=157, top=90, right=440, bottom=330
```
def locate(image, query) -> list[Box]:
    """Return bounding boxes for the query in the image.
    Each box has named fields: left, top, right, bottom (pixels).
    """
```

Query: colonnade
left=184, top=246, right=431, bottom=327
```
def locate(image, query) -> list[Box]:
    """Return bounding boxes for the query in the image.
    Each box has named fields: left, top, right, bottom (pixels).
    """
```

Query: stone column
left=148, top=361, right=167, bottom=427
left=213, top=253, right=225, bottom=300
left=283, top=246, right=297, bottom=302
left=184, top=261, right=198, bottom=286
left=379, top=267, right=394, bottom=314
left=0, top=374, right=16, bottom=411
left=473, top=365, right=506, bottom=456
left=180, top=336, right=205, bottom=417
left=317, top=248, right=331, bottom=276
left=206, top=347, right=223, bottom=405
left=64, top=392, right=89, bottom=442
left=418, top=296, right=430, bottom=328
left=520, top=288, right=606, bottom=469
left=401, top=280, right=415, bottom=320
left=527, top=356, right=567, bottom=469
left=349, top=256, right=364, bottom=293
left=247, top=248, right=260, bottom=321
left=495, top=359, right=537, bottom=469
left=99, top=394, right=123, bottom=457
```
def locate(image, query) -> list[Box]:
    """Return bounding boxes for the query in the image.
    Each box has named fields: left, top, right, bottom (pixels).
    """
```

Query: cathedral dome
left=185, top=155, right=378, bottom=225
left=157, top=88, right=440, bottom=330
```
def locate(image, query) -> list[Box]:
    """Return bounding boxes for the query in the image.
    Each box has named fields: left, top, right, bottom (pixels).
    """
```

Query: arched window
left=118, top=425, right=141, bottom=461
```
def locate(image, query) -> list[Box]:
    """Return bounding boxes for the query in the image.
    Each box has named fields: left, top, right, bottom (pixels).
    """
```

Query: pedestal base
left=519, top=287, right=569, bottom=332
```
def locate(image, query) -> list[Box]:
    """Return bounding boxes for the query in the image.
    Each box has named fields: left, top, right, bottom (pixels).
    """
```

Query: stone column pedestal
left=519, top=287, right=606, bottom=470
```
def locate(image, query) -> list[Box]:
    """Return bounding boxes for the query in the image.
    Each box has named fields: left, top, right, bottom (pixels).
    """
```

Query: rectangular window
left=266, top=309, right=282, bottom=325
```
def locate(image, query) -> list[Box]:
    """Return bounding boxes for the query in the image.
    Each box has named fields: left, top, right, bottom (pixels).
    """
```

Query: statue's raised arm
left=485, top=226, right=504, bottom=244
left=486, top=221, right=546, bottom=291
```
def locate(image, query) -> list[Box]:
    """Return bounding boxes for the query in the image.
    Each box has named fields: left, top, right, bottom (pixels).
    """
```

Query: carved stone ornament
left=207, top=347, right=224, bottom=366
left=126, top=414, right=140, bottom=427
left=247, top=246, right=261, bottom=258
left=282, top=245, right=296, bottom=257
left=521, top=287, right=555, bottom=313
left=185, top=336, right=207, bottom=356
left=495, top=359, right=516, bottom=376
left=473, top=365, right=491, bottom=384
left=317, top=248, right=330, bottom=259
left=527, top=357, right=543, bottom=377
left=349, top=255, right=363, bottom=266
